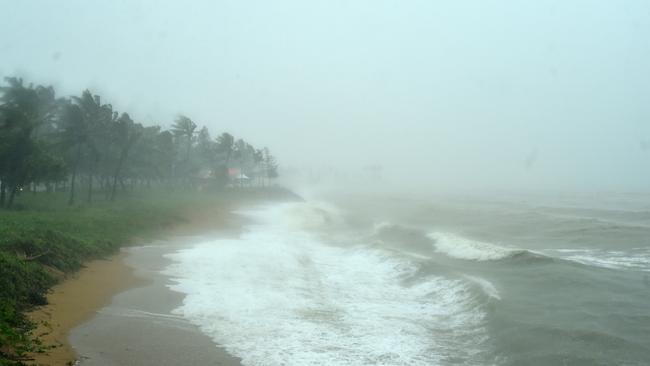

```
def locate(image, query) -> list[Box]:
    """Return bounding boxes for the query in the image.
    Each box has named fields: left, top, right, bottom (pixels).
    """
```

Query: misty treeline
left=0, top=77, right=279, bottom=209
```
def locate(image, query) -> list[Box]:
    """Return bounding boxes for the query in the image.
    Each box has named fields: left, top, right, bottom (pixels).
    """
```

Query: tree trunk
left=110, top=150, right=129, bottom=201
left=87, top=167, right=94, bottom=204
left=104, top=176, right=111, bottom=200
left=110, top=161, right=124, bottom=201
left=88, top=173, right=93, bottom=203
left=186, top=136, right=192, bottom=163
left=7, top=185, right=18, bottom=208
left=68, top=144, right=82, bottom=206
left=0, top=180, right=6, bottom=208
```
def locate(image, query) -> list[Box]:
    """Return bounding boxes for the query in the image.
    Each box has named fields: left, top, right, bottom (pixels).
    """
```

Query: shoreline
left=29, top=252, right=144, bottom=365
left=68, top=235, right=243, bottom=366
left=27, top=188, right=300, bottom=365
left=29, top=196, right=249, bottom=365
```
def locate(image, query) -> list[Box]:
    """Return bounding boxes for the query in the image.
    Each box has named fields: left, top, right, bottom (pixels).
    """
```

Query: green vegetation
left=0, top=77, right=279, bottom=209
left=0, top=76, right=283, bottom=364
left=0, top=190, right=244, bottom=364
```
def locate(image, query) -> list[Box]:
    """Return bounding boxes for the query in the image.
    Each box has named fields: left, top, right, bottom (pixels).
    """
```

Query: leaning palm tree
left=170, top=115, right=197, bottom=185
left=109, top=113, right=142, bottom=201
left=171, top=115, right=196, bottom=162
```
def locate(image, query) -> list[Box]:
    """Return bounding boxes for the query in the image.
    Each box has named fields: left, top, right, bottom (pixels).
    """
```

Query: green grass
left=0, top=189, right=237, bottom=365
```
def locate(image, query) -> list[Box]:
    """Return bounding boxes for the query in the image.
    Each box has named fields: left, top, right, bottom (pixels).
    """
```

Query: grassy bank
left=0, top=187, right=296, bottom=365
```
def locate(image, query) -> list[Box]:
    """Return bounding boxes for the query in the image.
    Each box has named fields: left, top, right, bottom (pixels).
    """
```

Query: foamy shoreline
left=68, top=235, right=243, bottom=366
left=30, top=234, right=242, bottom=366
left=29, top=188, right=300, bottom=365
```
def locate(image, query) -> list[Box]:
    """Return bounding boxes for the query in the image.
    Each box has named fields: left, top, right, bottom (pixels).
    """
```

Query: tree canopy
left=0, top=77, right=280, bottom=208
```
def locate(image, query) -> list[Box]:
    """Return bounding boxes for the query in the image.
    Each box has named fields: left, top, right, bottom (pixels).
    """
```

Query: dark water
left=333, top=192, right=650, bottom=366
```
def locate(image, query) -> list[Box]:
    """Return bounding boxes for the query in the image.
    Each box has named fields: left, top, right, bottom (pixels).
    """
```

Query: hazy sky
left=1, top=0, right=649, bottom=192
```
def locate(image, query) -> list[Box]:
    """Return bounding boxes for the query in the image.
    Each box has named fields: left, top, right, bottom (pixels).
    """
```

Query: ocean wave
left=464, top=275, right=501, bottom=301
left=547, top=248, right=650, bottom=272
left=495, top=322, right=650, bottom=366
left=164, top=203, right=491, bottom=366
left=373, top=221, right=420, bottom=236
left=372, top=221, right=433, bottom=249
left=427, top=231, right=532, bottom=261
left=238, top=201, right=345, bottom=230
left=372, top=222, right=462, bottom=265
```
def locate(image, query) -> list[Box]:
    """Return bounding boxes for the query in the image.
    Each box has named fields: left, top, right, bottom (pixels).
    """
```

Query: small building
left=228, top=168, right=250, bottom=187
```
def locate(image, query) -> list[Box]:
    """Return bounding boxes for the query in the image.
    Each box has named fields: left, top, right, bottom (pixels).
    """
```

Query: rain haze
left=2, top=0, right=649, bottom=193
left=3, top=2, right=650, bottom=366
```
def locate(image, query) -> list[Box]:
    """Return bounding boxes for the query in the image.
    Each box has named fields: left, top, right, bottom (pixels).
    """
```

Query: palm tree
left=171, top=115, right=197, bottom=163
left=213, top=132, right=234, bottom=186
left=0, top=78, right=58, bottom=207
left=72, top=90, right=112, bottom=203
left=156, top=130, right=176, bottom=183
left=216, top=132, right=234, bottom=165
left=128, top=125, right=164, bottom=187
left=109, top=113, right=142, bottom=201
left=170, top=115, right=197, bottom=185
left=254, top=148, right=264, bottom=187
left=196, top=126, right=213, bottom=158
left=264, top=149, right=279, bottom=180
left=1, top=77, right=282, bottom=206
left=60, top=101, right=87, bottom=205
left=233, top=139, right=248, bottom=188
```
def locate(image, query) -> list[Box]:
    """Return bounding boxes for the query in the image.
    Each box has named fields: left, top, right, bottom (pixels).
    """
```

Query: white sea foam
left=164, top=203, right=489, bottom=366
left=549, top=248, right=650, bottom=272
left=237, top=201, right=344, bottom=230
left=428, top=232, right=525, bottom=261
left=464, top=275, right=501, bottom=300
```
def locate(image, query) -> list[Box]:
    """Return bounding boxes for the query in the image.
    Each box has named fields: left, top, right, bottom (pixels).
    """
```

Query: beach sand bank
left=29, top=197, right=250, bottom=365
left=29, top=252, right=142, bottom=366
left=68, top=236, right=243, bottom=366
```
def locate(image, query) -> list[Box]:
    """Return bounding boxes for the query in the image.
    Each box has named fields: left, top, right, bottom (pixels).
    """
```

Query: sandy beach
left=29, top=199, right=249, bottom=366
left=29, top=252, right=143, bottom=366
left=69, top=235, right=243, bottom=366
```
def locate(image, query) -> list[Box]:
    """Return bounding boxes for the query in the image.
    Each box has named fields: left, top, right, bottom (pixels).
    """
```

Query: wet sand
left=29, top=189, right=300, bottom=365
left=69, top=236, right=243, bottom=366
left=29, top=252, right=143, bottom=366
left=29, top=198, right=248, bottom=365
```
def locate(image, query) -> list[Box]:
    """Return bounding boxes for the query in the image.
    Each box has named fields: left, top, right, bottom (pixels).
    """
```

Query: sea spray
left=427, top=232, right=529, bottom=261
left=164, top=203, right=491, bottom=366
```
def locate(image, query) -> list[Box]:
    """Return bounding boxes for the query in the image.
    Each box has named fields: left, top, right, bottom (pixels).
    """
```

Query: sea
left=163, top=190, right=650, bottom=366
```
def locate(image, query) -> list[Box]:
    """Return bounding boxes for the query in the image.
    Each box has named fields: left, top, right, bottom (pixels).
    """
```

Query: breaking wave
left=164, top=203, right=492, bottom=366
left=427, top=232, right=532, bottom=261
left=547, top=248, right=650, bottom=272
